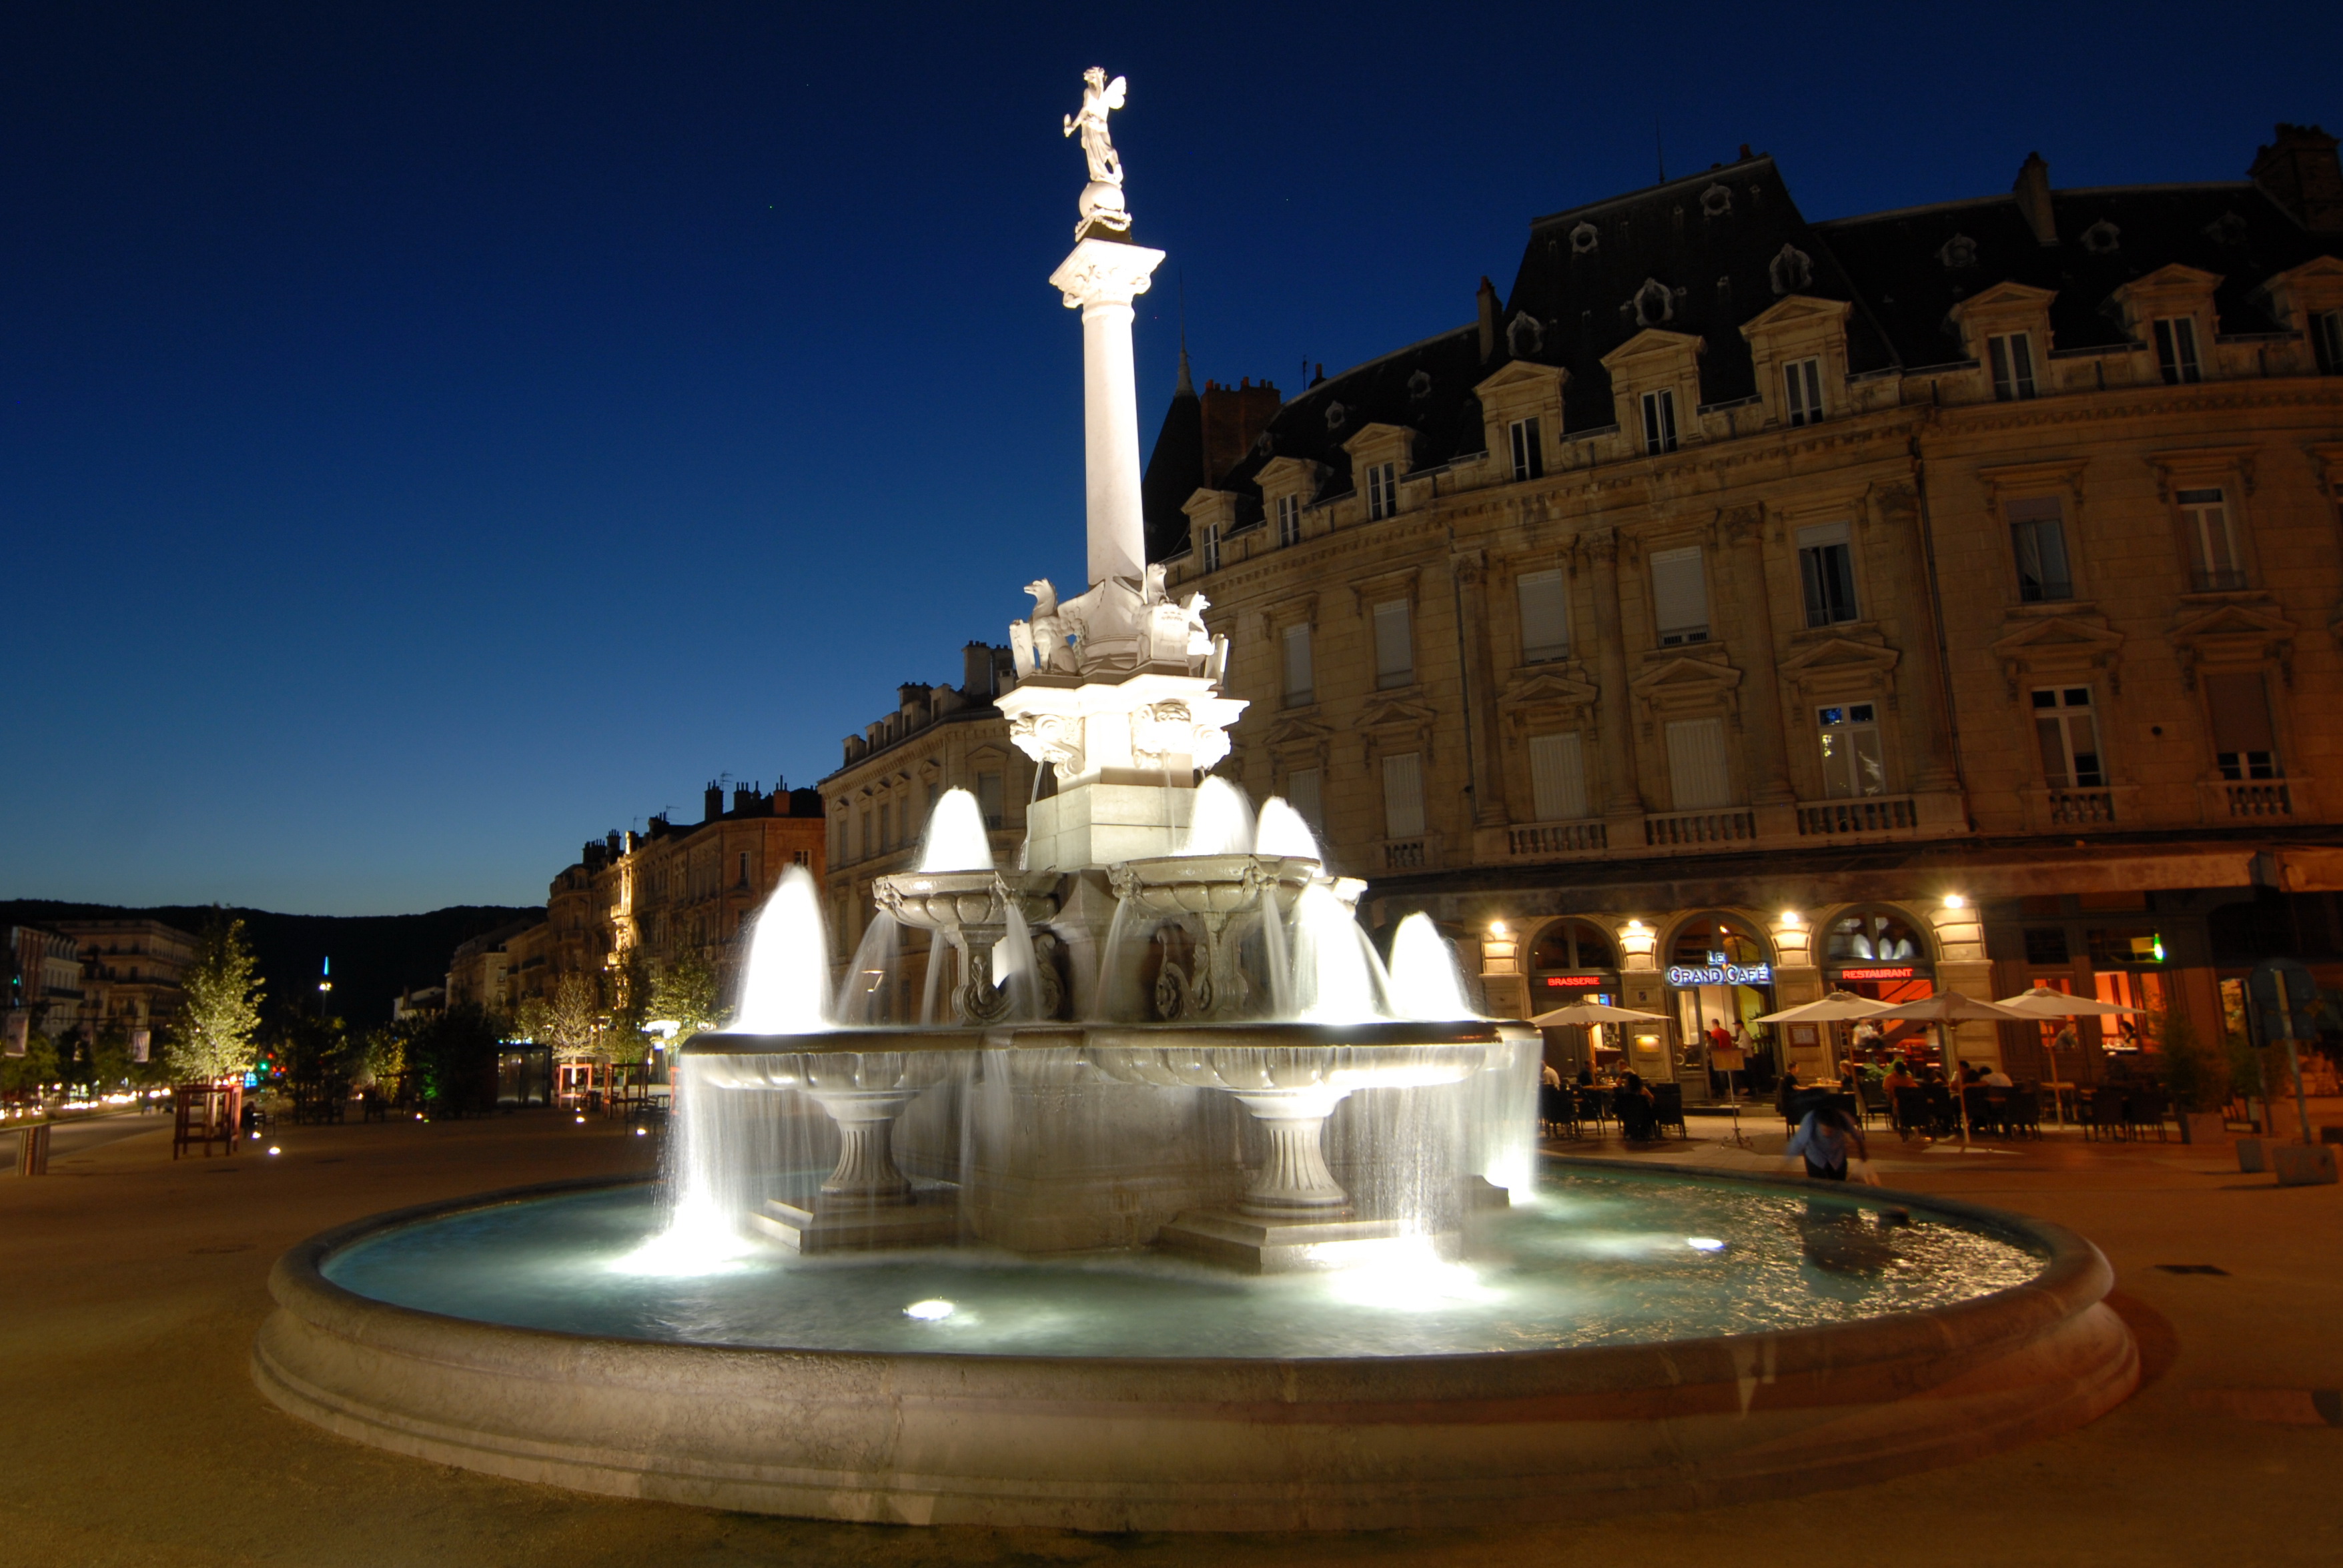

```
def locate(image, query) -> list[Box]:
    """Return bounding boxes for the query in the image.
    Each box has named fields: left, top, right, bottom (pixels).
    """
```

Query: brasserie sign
left=1665, top=962, right=1772, bottom=988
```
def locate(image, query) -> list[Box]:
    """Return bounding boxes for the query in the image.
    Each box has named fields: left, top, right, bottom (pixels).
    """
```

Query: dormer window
left=1783, top=357, right=1824, bottom=426
left=1700, top=183, right=1732, bottom=218
left=1407, top=368, right=1432, bottom=400
left=1506, top=314, right=1543, bottom=357
left=2154, top=317, right=2202, bottom=384
left=2079, top=220, right=2121, bottom=255
left=1640, top=389, right=1679, bottom=455
left=1276, top=493, right=1302, bottom=547
left=1365, top=462, right=1397, bottom=521
left=1938, top=233, right=1977, bottom=271
left=1569, top=222, right=1598, bottom=255
left=1988, top=333, right=2037, bottom=400
left=1633, top=279, right=1673, bottom=327
left=1202, top=522, right=1222, bottom=572
left=1509, top=417, right=1544, bottom=481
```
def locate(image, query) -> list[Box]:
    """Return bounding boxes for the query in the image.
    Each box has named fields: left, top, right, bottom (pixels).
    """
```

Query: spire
left=1176, top=339, right=1195, bottom=397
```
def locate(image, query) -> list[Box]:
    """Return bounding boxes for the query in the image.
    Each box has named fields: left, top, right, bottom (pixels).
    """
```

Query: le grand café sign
left=1664, top=955, right=1773, bottom=989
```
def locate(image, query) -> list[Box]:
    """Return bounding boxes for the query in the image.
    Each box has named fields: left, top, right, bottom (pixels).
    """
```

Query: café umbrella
left=1752, top=992, right=1891, bottom=1024
left=1993, top=986, right=2142, bottom=1018
left=1529, top=999, right=1673, bottom=1027
left=1865, top=991, right=2034, bottom=1146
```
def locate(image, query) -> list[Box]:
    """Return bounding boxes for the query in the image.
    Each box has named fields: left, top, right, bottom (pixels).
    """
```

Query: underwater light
left=903, top=1299, right=955, bottom=1321
left=267, top=1145, right=281, bottom=1156
left=1686, top=1237, right=1725, bottom=1252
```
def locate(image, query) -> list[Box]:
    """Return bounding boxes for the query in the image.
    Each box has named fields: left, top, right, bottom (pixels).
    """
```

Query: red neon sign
left=1542, top=975, right=1606, bottom=988
left=1838, top=966, right=1917, bottom=980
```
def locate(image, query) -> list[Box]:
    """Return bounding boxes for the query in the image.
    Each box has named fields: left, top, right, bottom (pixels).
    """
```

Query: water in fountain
left=1386, top=913, right=1476, bottom=1022
left=833, top=912, right=901, bottom=1026
left=995, top=901, right=1046, bottom=1022
left=1254, top=795, right=1320, bottom=862
left=1178, top=776, right=1254, bottom=856
left=917, top=786, right=995, bottom=873
left=1289, top=880, right=1394, bottom=1023
left=730, top=866, right=835, bottom=1034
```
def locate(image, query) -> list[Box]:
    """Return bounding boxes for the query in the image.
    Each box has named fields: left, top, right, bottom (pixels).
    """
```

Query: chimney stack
left=1476, top=276, right=1501, bottom=360
left=704, top=782, right=724, bottom=822
left=2251, top=123, right=2343, bottom=233
left=606, top=830, right=622, bottom=859
left=2013, top=152, right=2057, bottom=245
left=963, top=641, right=995, bottom=697
left=733, top=782, right=758, bottom=815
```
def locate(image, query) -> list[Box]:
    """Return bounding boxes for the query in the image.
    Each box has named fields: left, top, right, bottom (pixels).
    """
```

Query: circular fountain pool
left=254, top=1163, right=2137, bottom=1531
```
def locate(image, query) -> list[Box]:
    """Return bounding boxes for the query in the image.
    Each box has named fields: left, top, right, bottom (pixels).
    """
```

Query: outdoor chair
left=1651, top=1084, right=1688, bottom=1138
left=2125, top=1088, right=2172, bottom=1141
left=2005, top=1088, right=2041, bottom=1138
left=1855, top=1079, right=1889, bottom=1128
left=1538, top=1082, right=1576, bottom=1138
left=1891, top=1087, right=1931, bottom=1140
left=1578, top=1087, right=1611, bottom=1132
left=2079, top=1087, right=2128, bottom=1141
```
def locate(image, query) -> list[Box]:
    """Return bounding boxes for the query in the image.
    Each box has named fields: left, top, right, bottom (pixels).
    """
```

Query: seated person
left=1575, top=1064, right=1595, bottom=1087
left=1981, top=1065, right=2014, bottom=1088
left=1614, top=1071, right=1659, bottom=1140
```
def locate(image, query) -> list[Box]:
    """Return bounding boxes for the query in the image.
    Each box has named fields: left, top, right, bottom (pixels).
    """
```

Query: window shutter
left=1527, top=732, right=1586, bottom=822
left=1374, top=599, right=1413, bottom=685
left=1649, top=548, right=1707, bottom=639
left=1382, top=752, right=1426, bottom=838
left=1516, top=569, right=1570, bottom=662
left=1286, top=767, right=1323, bottom=830
left=1664, top=718, right=1733, bottom=810
left=2205, top=674, right=2276, bottom=754
left=1282, top=624, right=1314, bottom=702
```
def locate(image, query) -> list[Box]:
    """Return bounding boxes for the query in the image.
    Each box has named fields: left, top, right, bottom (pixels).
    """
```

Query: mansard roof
left=1144, top=146, right=2343, bottom=562
left=1813, top=181, right=2328, bottom=365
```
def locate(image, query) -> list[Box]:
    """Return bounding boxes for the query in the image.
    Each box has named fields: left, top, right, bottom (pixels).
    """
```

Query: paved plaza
left=3, top=1107, right=2337, bottom=1567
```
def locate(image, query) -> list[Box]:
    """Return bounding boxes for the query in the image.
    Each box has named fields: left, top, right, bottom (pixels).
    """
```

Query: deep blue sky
left=3, top=1, right=2335, bottom=914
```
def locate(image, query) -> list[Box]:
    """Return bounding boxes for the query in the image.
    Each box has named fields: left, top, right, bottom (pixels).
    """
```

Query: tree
left=404, top=1003, right=502, bottom=1114
left=2153, top=1010, right=2230, bottom=1113
left=0, top=1032, right=60, bottom=1098
left=91, top=1024, right=134, bottom=1096
left=646, top=950, right=724, bottom=1041
left=171, top=914, right=265, bottom=1084
left=546, top=973, right=600, bottom=1061
left=512, top=995, right=552, bottom=1046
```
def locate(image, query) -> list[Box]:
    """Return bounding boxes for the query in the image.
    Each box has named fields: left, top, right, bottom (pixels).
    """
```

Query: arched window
left=1529, top=918, right=1618, bottom=972
left=1668, top=912, right=1770, bottom=970
left=1825, top=907, right=1931, bottom=966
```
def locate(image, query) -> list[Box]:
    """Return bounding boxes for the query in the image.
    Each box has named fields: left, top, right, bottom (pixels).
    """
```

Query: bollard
left=2236, top=1136, right=2266, bottom=1173
left=16, top=1122, right=50, bottom=1177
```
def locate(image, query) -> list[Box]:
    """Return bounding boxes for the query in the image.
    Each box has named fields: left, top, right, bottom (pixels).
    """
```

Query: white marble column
left=1051, top=238, right=1165, bottom=587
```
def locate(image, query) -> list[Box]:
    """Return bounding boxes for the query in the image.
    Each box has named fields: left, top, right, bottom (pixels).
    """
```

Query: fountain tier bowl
left=251, top=1164, right=2136, bottom=1532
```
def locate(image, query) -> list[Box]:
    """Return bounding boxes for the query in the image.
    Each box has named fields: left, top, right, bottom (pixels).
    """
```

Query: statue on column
left=1063, top=67, right=1132, bottom=239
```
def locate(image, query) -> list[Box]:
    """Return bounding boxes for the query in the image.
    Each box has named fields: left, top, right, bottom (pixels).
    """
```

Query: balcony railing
left=1381, top=836, right=1430, bottom=870
left=2221, top=780, right=2292, bottom=818
left=2044, top=787, right=2116, bottom=826
left=1796, top=796, right=1918, bottom=837
left=1644, top=808, right=1757, bottom=848
left=1505, top=818, right=1609, bottom=858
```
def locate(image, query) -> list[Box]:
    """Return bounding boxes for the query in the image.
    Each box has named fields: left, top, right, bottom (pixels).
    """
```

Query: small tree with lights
left=171, top=914, right=265, bottom=1084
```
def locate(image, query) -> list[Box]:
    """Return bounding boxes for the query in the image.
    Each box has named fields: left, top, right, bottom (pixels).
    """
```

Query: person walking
left=1787, top=1103, right=1869, bottom=1181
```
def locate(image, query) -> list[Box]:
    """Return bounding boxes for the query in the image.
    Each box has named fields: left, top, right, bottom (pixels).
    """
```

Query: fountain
left=251, top=67, right=2138, bottom=1531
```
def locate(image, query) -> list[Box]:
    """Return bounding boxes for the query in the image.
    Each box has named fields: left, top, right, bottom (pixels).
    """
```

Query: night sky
left=3, top=2, right=2335, bottom=915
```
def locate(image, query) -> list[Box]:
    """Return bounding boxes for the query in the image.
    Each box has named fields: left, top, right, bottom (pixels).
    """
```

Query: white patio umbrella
left=1865, top=991, right=2033, bottom=1146
left=1530, top=999, right=1672, bottom=1026
left=1994, top=985, right=2143, bottom=1018
left=1752, top=991, right=1891, bottom=1024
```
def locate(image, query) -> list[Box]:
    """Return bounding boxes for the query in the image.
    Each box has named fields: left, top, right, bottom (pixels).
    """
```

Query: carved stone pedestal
left=751, top=1187, right=961, bottom=1254
left=1152, top=1209, right=1402, bottom=1274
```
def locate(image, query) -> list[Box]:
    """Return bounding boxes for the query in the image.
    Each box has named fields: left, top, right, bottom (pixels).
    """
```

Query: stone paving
left=2, top=1106, right=2337, bottom=1566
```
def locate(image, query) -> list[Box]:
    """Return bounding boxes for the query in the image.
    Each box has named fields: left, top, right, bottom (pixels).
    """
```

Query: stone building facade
left=55, top=918, right=197, bottom=1053
left=1154, top=126, right=2343, bottom=1094
left=819, top=644, right=1034, bottom=1003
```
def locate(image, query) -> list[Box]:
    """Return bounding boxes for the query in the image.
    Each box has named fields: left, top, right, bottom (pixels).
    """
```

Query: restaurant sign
left=1837, top=966, right=1916, bottom=981
left=1665, top=962, right=1772, bottom=988
left=1541, top=974, right=1608, bottom=989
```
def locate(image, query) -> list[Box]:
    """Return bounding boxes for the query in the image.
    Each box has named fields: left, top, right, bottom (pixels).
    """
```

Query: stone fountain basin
left=250, top=1164, right=2138, bottom=1531
left=873, top=868, right=1061, bottom=932
left=677, top=1018, right=1520, bottom=1062
left=1111, top=854, right=1319, bottom=918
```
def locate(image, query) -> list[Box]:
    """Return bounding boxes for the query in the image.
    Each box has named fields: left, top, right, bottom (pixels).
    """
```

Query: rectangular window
left=1516, top=568, right=1570, bottom=662
left=1276, top=493, right=1302, bottom=547
left=1281, top=623, right=1314, bottom=706
left=2033, top=687, right=2104, bottom=788
left=1366, top=462, right=1397, bottom=520
left=2154, top=317, right=2202, bottom=385
left=1816, top=702, right=1887, bottom=798
left=1527, top=732, right=1587, bottom=822
left=2178, top=486, right=2244, bottom=591
left=1664, top=718, right=1733, bottom=810
left=1373, top=598, right=1414, bottom=688
left=1201, top=522, right=1221, bottom=572
left=2007, top=497, right=2073, bottom=603
left=1649, top=547, right=1708, bottom=645
left=859, top=809, right=872, bottom=860
left=1286, top=766, right=1323, bottom=832
left=1640, top=389, right=1679, bottom=454
left=2315, top=310, right=2343, bottom=375
left=1382, top=752, right=1426, bottom=839
left=1508, top=416, right=1544, bottom=481
left=2205, top=672, right=2280, bottom=780
left=1988, top=332, right=2037, bottom=401
left=879, top=802, right=894, bottom=852
left=975, top=771, right=1005, bottom=830
left=1795, top=522, right=1859, bottom=627
left=737, top=851, right=750, bottom=886
left=1783, top=357, right=1824, bottom=426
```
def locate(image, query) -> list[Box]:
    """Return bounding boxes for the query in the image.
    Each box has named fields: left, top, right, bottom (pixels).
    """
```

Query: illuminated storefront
left=1528, top=918, right=1623, bottom=1076
left=1665, top=913, right=1775, bottom=1102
